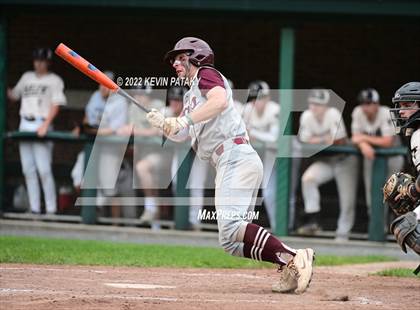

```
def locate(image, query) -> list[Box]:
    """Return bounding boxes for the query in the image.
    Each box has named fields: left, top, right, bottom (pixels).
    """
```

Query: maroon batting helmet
left=164, top=37, right=214, bottom=67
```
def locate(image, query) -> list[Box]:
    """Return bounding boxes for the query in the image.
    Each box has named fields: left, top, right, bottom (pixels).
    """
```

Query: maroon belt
left=215, top=137, right=248, bottom=156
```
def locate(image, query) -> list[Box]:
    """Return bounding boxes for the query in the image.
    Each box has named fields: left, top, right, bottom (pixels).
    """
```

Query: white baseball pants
left=301, top=155, right=358, bottom=236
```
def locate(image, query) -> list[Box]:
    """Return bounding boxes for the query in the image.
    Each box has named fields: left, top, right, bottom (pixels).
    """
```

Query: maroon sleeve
left=198, top=68, right=225, bottom=97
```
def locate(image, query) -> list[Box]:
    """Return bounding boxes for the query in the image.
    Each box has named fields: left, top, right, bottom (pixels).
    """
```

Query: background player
left=351, top=88, right=403, bottom=222
left=71, top=70, right=115, bottom=192
left=7, top=48, right=67, bottom=214
left=297, top=89, right=358, bottom=241
left=146, top=37, right=314, bottom=294
left=93, top=76, right=130, bottom=219
left=243, top=80, right=280, bottom=231
left=117, top=84, right=166, bottom=228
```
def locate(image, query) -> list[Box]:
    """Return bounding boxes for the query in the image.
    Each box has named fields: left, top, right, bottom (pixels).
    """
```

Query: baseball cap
left=33, top=47, right=53, bottom=60
left=308, top=89, right=330, bottom=105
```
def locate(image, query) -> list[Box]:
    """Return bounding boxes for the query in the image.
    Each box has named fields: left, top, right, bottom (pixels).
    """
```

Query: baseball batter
left=297, top=89, right=358, bottom=241
left=7, top=48, right=66, bottom=214
left=383, top=82, right=420, bottom=270
left=351, top=88, right=403, bottom=215
left=146, top=37, right=314, bottom=294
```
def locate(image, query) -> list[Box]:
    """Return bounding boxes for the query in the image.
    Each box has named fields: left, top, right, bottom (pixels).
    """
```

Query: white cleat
left=293, top=248, right=315, bottom=294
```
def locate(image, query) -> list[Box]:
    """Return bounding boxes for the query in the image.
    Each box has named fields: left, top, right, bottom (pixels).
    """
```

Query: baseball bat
left=55, top=43, right=150, bottom=113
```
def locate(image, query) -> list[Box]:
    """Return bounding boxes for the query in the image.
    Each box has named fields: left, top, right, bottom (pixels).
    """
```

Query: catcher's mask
left=390, top=82, right=420, bottom=136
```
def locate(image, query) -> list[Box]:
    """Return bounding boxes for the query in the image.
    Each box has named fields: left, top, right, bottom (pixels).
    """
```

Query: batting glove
left=146, top=109, right=165, bottom=129
left=163, top=116, right=191, bottom=136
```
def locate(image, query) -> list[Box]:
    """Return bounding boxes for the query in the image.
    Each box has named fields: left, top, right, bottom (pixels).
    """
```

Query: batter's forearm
left=189, top=98, right=227, bottom=124
left=189, top=86, right=228, bottom=124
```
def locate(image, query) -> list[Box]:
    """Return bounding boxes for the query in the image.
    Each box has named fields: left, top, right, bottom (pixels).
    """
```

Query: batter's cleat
left=296, top=223, right=321, bottom=236
left=272, top=264, right=298, bottom=293
left=293, top=248, right=315, bottom=294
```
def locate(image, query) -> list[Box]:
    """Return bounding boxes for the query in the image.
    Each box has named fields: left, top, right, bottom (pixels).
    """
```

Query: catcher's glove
left=383, top=172, right=418, bottom=216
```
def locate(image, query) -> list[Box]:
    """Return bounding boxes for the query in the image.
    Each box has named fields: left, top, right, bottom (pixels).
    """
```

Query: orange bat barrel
left=55, top=43, right=119, bottom=91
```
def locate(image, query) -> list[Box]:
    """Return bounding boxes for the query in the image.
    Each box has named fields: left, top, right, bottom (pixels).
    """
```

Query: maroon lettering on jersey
left=198, top=68, right=225, bottom=97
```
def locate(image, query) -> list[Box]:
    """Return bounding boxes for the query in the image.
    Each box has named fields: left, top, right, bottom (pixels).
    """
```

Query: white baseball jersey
left=298, top=107, right=347, bottom=143
left=12, top=71, right=66, bottom=118
left=351, top=105, right=395, bottom=137
left=411, top=129, right=420, bottom=172
left=182, top=67, right=247, bottom=161
left=242, top=101, right=280, bottom=143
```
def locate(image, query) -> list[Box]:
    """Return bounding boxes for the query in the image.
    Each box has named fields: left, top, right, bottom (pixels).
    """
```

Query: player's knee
left=302, top=172, right=316, bottom=185
left=219, top=238, right=238, bottom=255
left=136, top=160, right=150, bottom=175
left=218, top=219, right=243, bottom=251
left=38, top=167, right=53, bottom=181
left=21, top=165, right=37, bottom=178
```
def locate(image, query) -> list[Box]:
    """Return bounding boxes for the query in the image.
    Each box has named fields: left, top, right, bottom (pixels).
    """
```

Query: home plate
left=105, top=283, right=176, bottom=289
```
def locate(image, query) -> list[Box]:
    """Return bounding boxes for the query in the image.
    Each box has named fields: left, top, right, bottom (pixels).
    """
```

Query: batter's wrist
left=177, top=116, right=189, bottom=129
left=178, top=115, right=194, bottom=128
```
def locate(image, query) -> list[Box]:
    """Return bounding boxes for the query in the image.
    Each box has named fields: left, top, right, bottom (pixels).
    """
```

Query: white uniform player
left=297, top=89, right=358, bottom=241
left=351, top=88, right=403, bottom=215
left=146, top=37, right=314, bottom=294
left=242, top=80, right=279, bottom=231
left=8, top=48, right=66, bottom=214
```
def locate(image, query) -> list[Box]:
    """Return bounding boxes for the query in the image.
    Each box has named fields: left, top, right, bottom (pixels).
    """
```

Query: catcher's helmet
left=164, top=37, right=214, bottom=67
left=167, top=86, right=187, bottom=102
left=308, top=88, right=330, bottom=105
left=358, top=88, right=380, bottom=104
left=390, top=82, right=420, bottom=136
left=247, top=80, right=270, bottom=102
left=33, top=47, right=52, bottom=60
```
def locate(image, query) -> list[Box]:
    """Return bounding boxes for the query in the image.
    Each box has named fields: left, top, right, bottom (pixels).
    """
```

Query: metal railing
left=3, top=131, right=407, bottom=241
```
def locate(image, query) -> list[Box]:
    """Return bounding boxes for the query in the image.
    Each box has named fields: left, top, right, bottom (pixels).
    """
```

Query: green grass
left=375, top=268, right=420, bottom=278
left=0, top=235, right=397, bottom=268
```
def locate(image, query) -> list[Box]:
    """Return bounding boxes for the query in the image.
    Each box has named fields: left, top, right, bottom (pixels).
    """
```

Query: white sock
left=414, top=206, right=420, bottom=221
left=144, top=197, right=156, bottom=213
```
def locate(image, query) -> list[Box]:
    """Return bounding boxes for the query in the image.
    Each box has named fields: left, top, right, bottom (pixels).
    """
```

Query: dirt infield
left=0, top=262, right=418, bottom=309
